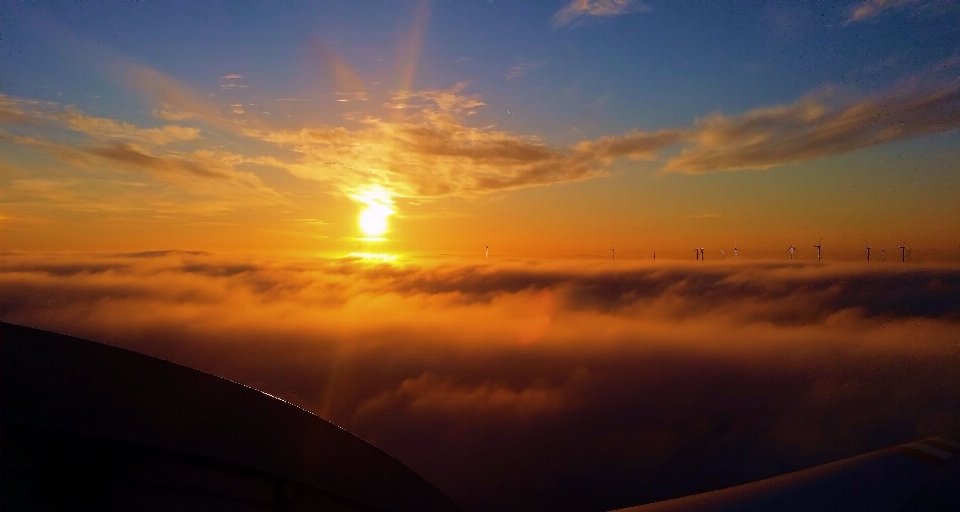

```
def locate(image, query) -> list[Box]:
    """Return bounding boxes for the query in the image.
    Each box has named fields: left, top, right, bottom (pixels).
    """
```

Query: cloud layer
left=7, top=62, right=959, bottom=207
left=2, top=252, right=959, bottom=512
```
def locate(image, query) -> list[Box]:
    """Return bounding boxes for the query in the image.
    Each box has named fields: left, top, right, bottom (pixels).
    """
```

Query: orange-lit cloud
left=846, top=0, right=924, bottom=22
left=553, top=0, right=650, bottom=28
left=248, top=88, right=604, bottom=197
left=661, top=81, right=960, bottom=174
left=0, top=93, right=281, bottom=200
left=84, top=143, right=277, bottom=194
left=566, top=78, right=960, bottom=174
left=244, top=75, right=960, bottom=200
left=1, top=92, right=200, bottom=146
left=2, top=253, right=959, bottom=511
left=61, top=108, right=201, bottom=145
left=505, top=60, right=547, bottom=80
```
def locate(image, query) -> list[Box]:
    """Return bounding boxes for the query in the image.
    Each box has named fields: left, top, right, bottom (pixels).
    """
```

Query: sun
left=359, top=203, right=391, bottom=237
left=352, top=185, right=394, bottom=238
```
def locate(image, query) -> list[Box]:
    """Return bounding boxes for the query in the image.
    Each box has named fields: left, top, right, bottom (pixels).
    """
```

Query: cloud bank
left=2, top=252, right=959, bottom=512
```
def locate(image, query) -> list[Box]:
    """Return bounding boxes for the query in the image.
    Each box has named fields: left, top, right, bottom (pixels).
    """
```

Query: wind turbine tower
left=611, top=248, right=615, bottom=260
left=814, top=240, right=822, bottom=262
left=880, top=248, right=885, bottom=262
left=485, top=245, right=489, bottom=259
left=787, top=243, right=796, bottom=260
left=898, top=243, right=906, bottom=262
left=699, top=247, right=705, bottom=261
left=695, top=247, right=700, bottom=261
left=864, top=241, right=871, bottom=263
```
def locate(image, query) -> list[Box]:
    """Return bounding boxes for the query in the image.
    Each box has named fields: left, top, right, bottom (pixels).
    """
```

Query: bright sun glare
left=359, top=204, right=391, bottom=237
left=354, top=186, right=394, bottom=237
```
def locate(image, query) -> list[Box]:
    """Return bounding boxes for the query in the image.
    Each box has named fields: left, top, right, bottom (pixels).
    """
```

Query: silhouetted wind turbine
left=485, top=245, right=489, bottom=259
left=898, top=242, right=906, bottom=262
left=814, top=240, right=822, bottom=262
left=611, top=248, right=615, bottom=260
left=880, top=247, right=885, bottom=261
left=864, top=241, right=871, bottom=263
left=695, top=247, right=700, bottom=261
left=699, top=246, right=705, bottom=261
left=787, top=243, right=796, bottom=260
left=720, top=249, right=725, bottom=260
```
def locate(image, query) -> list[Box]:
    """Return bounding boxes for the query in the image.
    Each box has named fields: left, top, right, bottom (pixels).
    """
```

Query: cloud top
left=2, top=252, right=959, bottom=511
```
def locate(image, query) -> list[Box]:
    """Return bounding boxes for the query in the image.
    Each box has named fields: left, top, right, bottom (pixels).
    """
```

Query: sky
left=3, top=3, right=960, bottom=512
left=2, top=0, right=960, bottom=259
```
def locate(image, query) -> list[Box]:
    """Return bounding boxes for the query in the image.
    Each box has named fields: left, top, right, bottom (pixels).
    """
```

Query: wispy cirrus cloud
left=846, top=0, right=924, bottom=23
left=553, top=0, right=650, bottom=28
left=387, top=81, right=485, bottom=113
left=562, top=78, right=960, bottom=174
left=660, top=81, right=960, bottom=173
left=0, top=94, right=280, bottom=200
left=151, top=105, right=195, bottom=121
left=60, top=108, right=200, bottom=145
left=0, top=94, right=200, bottom=146
left=84, top=143, right=275, bottom=193
left=506, top=60, right=546, bottom=80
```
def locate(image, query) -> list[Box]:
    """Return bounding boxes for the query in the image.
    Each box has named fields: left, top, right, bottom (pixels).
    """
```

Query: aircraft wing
left=613, top=436, right=959, bottom=512
left=0, top=321, right=461, bottom=512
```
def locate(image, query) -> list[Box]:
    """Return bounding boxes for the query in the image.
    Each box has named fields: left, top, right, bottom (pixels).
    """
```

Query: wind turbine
left=880, top=247, right=885, bottom=262
left=734, top=244, right=738, bottom=258
left=864, top=241, right=871, bottom=263
left=699, top=246, right=705, bottom=261
left=611, top=248, right=615, bottom=260
left=720, top=249, right=725, bottom=260
left=898, top=242, right=906, bottom=262
left=485, top=245, right=489, bottom=259
left=814, top=240, right=822, bottom=262
left=695, top=247, right=700, bottom=261
left=907, top=248, right=912, bottom=261
left=787, top=243, right=796, bottom=260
